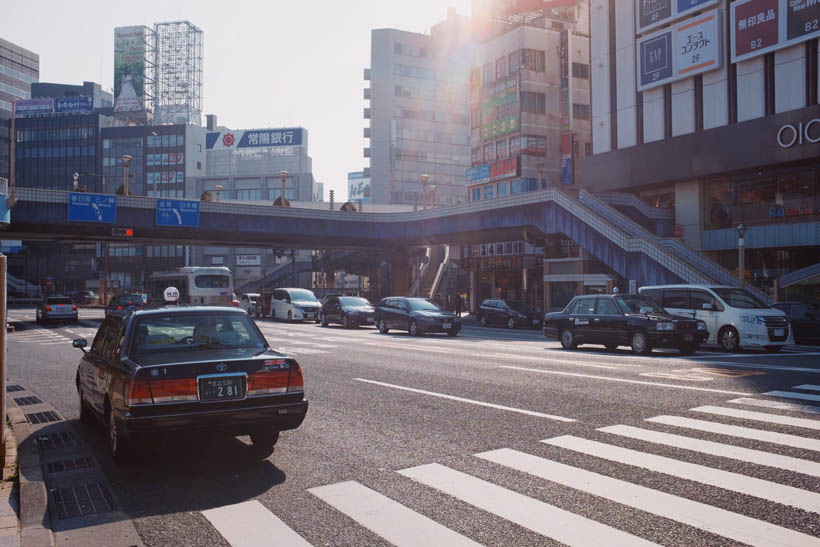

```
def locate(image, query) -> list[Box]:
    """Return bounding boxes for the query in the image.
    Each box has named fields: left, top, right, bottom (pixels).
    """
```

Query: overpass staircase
left=419, top=245, right=447, bottom=298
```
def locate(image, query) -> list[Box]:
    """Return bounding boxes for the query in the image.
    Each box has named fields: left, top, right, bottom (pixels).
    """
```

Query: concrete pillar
left=389, top=253, right=412, bottom=297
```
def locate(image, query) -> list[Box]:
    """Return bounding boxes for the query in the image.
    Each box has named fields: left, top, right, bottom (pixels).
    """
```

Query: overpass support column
left=389, top=252, right=412, bottom=296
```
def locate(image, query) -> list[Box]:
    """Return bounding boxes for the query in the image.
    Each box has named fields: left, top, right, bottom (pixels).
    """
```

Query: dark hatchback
left=321, top=296, right=375, bottom=328
left=543, top=294, right=708, bottom=355
left=73, top=306, right=308, bottom=462
left=105, top=293, right=148, bottom=318
left=772, top=301, right=820, bottom=345
left=477, top=299, right=542, bottom=329
left=374, top=297, right=461, bottom=336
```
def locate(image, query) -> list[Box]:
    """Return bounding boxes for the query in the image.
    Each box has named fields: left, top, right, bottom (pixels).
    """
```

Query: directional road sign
left=156, top=199, right=200, bottom=227
left=67, top=193, right=117, bottom=223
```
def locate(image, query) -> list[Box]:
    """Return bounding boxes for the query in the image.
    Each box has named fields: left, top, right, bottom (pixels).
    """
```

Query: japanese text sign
left=156, top=199, right=200, bottom=227
left=68, top=193, right=117, bottom=223
left=481, top=75, right=520, bottom=140
left=636, top=0, right=719, bottom=34
left=731, top=0, right=820, bottom=62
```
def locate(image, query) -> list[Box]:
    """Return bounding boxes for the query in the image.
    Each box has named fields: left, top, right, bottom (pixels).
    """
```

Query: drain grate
left=6, top=385, right=24, bottom=393
left=26, top=411, right=61, bottom=424
left=51, top=482, right=116, bottom=519
left=14, top=396, right=42, bottom=406
left=37, top=431, right=79, bottom=451
left=47, top=456, right=96, bottom=475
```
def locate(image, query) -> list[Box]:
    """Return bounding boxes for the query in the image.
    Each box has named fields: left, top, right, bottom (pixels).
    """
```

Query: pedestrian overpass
left=4, top=187, right=753, bottom=297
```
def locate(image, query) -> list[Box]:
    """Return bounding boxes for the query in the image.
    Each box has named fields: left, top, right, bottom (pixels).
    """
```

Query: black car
left=543, top=294, right=708, bottom=355
left=374, top=297, right=461, bottom=337
left=321, top=296, right=375, bottom=328
left=105, top=293, right=148, bottom=318
left=772, top=301, right=820, bottom=345
left=477, top=299, right=542, bottom=329
left=73, top=306, right=308, bottom=462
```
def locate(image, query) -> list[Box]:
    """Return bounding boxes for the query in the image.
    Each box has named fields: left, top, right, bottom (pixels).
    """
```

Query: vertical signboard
left=347, top=171, right=371, bottom=204
left=731, top=0, right=820, bottom=63
left=636, top=0, right=720, bottom=34
left=114, top=26, right=147, bottom=113
left=481, top=75, right=520, bottom=140
left=559, top=29, right=571, bottom=131
left=561, top=133, right=574, bottom=186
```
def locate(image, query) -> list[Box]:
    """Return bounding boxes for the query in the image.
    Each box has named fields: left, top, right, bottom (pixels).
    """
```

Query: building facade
left=32, top=81, right=113, bottom=109
left=0, top=37, right=39, bottom=180
left=365, top=8, right=474, bottom=205
left=583, top=0, right=820, bottom=299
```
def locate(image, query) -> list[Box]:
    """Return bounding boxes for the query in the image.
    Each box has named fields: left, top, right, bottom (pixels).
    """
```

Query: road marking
left=308, top=480, right=482, bottom=547
left=201, top=500, right=311, bottom=547
left=499, top=366, right=754, bottom=395
left=275, top=347, right=329, bottom=355
left=727, top=397, right=820, bottom=414
left=691, top=405, right=820, bottom=431
left=397, top=463, right=657, bottom=547
left=764, top=390, right=820, bottom=403
left=476, top=448, right=820, bottom=547
left=687, top=351, right=820, bottom=359
left=364, top=342, right=452, bottom=354
left=695, top=362, right=820, bottom=373
left=485, top=354, right=624, bottom=369
left=646, top=415, right=820, bottom=452
left=354, top=378, right=575, bottom=422
left=543, top=435, right=820, bottom=513
left=794, top=384, right=820, bottom=392
left=599, top=424, right=820, bottom=478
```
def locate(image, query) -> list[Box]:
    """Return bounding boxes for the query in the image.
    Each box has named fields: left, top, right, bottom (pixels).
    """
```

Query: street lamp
left=536, top=162, right=545, bottom=190
left=122, top=155, right=132, bottom=196
left=72, top=172, right=79, bottom=192
left=214, top=185, right=223, bottom=202
left=279, top=170, right=289, bottom=206
left=75, top=170, right=109, bottom=193
left=429, top=185, right=437, bottom=208
left=420, top=174, right=430, bottom=210
left=736, top=223, right=746, bottom=289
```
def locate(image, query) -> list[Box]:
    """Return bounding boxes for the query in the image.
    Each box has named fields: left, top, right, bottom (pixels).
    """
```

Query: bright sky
left=1, top=0, right=472, bottom=200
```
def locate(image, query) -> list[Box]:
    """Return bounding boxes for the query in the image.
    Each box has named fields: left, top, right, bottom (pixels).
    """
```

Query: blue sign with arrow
left=156, top=199, right=200, bottom=227
left=67, top=193, right=117, bottom=223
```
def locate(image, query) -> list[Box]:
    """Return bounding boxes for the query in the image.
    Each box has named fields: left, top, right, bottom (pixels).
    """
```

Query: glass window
left=471, top=188, right=481, bottom=201
left=482, top=63, right=493, bottom=85
left=661, top=290, right=688, bottom=309
left=495, top=57, right=507, bottom=80
left=407, top=298, right=439, bottom=310
left=510, top=179, right=522, bottom=194
left=484, top=185, right=494, bottom=199
left=595, top=298, right=620, bottom=315
left=791, top=303, right=818, bottom=320
left=615, top=295, right=666, bottom=314
left=496, top=139, right=509, bottom=160
left=575, top=298, right=596, bottom=314
left=690, top=290, right=721, bottom=311
left=509, top=50, right=522, bottom=73
left=194, top=275, right=230, bottom=288
left=288, top=289, right=318, bottom=302
left=131, top=313, right=264, bottom=353
left=484, top=143, right=496, bottom=162
left=497, top=182, right=507, bottom=197
left=713, top=288, right=769, bottom=309
left=509, top=136, right=521, bottom=156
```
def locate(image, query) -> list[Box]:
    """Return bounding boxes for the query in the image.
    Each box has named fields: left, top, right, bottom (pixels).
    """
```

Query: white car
left=269, top=288, right=322, bottom=323
left=639, top=285, right=792, bottom=352
left=239, top=293, right=260, bottom=315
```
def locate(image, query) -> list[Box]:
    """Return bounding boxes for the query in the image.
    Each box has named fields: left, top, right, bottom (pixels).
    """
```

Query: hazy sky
left=1, top=0, right=473, bottom=200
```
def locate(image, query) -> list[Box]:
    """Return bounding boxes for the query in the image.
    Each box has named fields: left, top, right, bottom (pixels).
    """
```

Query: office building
left=0, top=37, right=39, bottom=180
left=582, top=0, right=820, bottom=299
left=32, top=81, right=113, bottom=109
left=364, top=8, right=474, bottom=205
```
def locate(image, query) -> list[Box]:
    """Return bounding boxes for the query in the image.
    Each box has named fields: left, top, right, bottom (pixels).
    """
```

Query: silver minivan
left=639, top=285, right=791, bottom=352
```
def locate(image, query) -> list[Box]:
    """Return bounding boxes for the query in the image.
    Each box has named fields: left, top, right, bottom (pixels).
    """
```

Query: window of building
left=521, top=92, right=546, bottom=114
left=471, top=187, right=481, bottom=201
left=509, top=135, right=521, bottom=156
left=496, top=138, right=509, bottom=160
left=482, top=63, right=494, bottom=85
left=573, top=103, right=590, bottom=120
left=236, top=188, right=263, bottom=201
left=483, top=142, right=496, bottom=163
left=497, top=181, right=508, bottom=197
left=268, top=188, right=295, bottom=201
left=511, top=49, right=545, bottom=72
left=495, top=57, right=507, bottom=80
left=484, top=184, right=494, bottom=199
left=509, top=51, right=521, bottom=74
left=471, top=147, right=482, bottom=165
left=571, top=62, right=590, bottom=79
left=510, top=179, right=522, bottom=194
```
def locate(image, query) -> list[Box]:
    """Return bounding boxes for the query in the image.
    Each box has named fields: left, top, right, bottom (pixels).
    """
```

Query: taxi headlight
left=741, top=314, right=764, bottom=325
left=654, top=322, right=675, bottom=331
left=696, top=321, right=707, bottom=331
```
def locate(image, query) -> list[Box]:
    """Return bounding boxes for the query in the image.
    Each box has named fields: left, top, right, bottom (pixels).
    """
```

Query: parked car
left=231, top=293, right=240, bottom=307
left=771, top=301, right=820, bottom=346
left=321, top=296, right=375, bottom=328
left=544, top=294, right=708, bottom=355
left=71, top=290, right=98, bottom=306
left=72, top=305, right=308, bottom=462
left=36, top=296, right=79, bottom=324
left=105, top=293, right=148, bottom=318
left=268, top=288, right=321, bottom=322
left=238, top=293, right=260, bottom=315
left=374, top=297, right=461, bottom=337
left=639, top=285, right=791, bottom=352
left=477, top=299, right=542, bottom=329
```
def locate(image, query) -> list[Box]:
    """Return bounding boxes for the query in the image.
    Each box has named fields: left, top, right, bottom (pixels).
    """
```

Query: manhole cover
left=14, top=396, right=42, bottom=406
left=6, top=385, right=24, bottom=393
left=37, top=431, right=80, bottom=451
left=26, top=411, right=61, bottom=424
left=51, top=482, right=116, bottom=519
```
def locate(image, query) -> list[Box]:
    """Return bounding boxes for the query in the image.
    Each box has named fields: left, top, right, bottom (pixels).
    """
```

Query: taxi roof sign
left=163, top=286, right=180, bottom=303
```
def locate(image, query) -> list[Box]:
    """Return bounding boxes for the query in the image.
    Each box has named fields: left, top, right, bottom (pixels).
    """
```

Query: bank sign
left=731, top=0, right=820, bottom=63
left=481, top=75, right=519, bottom=140
left=206, top=128, right=303, bottom=150
left=638, top=9, right=722, bottom=91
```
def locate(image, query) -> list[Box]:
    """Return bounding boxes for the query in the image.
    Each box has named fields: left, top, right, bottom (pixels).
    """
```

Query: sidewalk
left=0, top=424, right=20, bottom=547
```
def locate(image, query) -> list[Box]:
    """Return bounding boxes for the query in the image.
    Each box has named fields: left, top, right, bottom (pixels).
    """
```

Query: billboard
left=205, top=128, right=304, bottom=150
left=347, top=171, right=371, bottom=203
left=481, top=75, right=519, bottom=140
left=730, top=0, right=820, bottom=63
left=55, top=96, right=94, bottom=113
left=636, top=0, right=720, bottom=35
left=15, top=98, right=54, bottom=116
left=114, top=26, right=147, bottom=113
left=465, top=158, right=519, bottom=186
left=561, top=133, right=574, bottom=186
left=559, top=29, right=571, bottom=131
left=637, top=10, right=722, bottom=91
left=478, top=0, right=577, bottom=17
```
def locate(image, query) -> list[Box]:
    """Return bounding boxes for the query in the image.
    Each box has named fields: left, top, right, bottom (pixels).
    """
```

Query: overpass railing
left=593, top=191, right=674, bottom=220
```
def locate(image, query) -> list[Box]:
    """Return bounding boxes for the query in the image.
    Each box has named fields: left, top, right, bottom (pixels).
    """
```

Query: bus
left=147, top=267, right=234, bottom=306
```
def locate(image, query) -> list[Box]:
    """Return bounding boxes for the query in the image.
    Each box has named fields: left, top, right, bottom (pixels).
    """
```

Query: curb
left=7, top=407, right=51, bottom=547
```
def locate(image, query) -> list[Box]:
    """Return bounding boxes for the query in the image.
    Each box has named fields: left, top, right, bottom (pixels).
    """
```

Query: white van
left=269, top=288, right=321, bottom=323
left=639, top=285, right=791, bottom=352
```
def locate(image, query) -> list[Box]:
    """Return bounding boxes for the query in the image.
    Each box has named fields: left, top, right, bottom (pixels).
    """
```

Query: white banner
left=236, top=254, right=261, bottom=266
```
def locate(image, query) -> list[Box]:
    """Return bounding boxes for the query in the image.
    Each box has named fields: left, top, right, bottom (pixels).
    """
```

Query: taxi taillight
left=149, top=378, right=198, bottom=403
left=287, top=362, right=304, bottom=394
left=45, top=305, right=52, bottom=311
left=247, top=371, right=288, bottom=396
left=126, top=378, right=153, bottom=406
left=72, top=304, right=78, bottom=311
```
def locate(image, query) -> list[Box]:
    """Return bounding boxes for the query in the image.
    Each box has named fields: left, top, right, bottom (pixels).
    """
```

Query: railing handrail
left=593, top=191, right=674, bottom=220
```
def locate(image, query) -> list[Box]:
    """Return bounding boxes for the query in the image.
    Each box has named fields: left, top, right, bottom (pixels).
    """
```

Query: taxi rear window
left=46, top=298, right=74, bottom=305
left=130, top=313, right=265, bottom=353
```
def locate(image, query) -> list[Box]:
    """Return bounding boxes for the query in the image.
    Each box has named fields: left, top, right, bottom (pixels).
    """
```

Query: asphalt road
left=6, top=306, right=820, bottom=547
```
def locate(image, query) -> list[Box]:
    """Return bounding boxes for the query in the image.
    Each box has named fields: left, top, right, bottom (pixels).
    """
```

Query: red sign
left=489, top=157, right=518, bottom=182
left=673, top=224, right=686, bottom=239
left=222, top=132, right=235, bottom=147
left=733, top=0, right=779, bottom=59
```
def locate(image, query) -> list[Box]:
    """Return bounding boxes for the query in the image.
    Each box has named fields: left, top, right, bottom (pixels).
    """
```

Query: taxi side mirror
left=73, top=338, right=88, bottom=353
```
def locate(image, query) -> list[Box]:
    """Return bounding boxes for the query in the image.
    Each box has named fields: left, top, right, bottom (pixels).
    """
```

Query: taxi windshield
left=130, top=312, right=266, bottom=353
left=506, top=301, right=531, bottom=312
left=615, top=295, right=665, bottom=314
left=407, top=298, right=439, bottom=311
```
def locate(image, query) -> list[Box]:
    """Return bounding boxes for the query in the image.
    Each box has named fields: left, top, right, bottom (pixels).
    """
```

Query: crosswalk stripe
left=691, top=405, right=820, bottom=431
left=764, top=390, right=820, bottom=403
left=476, top=448, right=820, bottom=547
left=365, top=342, right=452, bottom=354
left=397, top=463, right=658, bottom=547
left=646, top=415, right=820, bottom=452
left=308, top=480, right=482, bottom=547
left=201, top=500, right=311, bottom=547
left=794, top=385, right=820, bottom=392
left=599, top=424, right=820, bottom=478
left=543, top=435, right=820, bottom=513
left=728, top=397, right=820, bottom=414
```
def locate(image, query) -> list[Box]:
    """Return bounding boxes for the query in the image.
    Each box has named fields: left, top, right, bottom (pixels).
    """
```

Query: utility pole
left=737, top=223, right=746, bottom=289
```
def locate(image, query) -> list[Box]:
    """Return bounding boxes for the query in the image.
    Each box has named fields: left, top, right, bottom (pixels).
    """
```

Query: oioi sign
left=776, top=118, right=820, bottom=148
left=731, top=0, right=820, bottom=63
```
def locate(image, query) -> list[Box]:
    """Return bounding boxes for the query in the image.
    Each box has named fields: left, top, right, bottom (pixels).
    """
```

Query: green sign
left=114, top=26, right=147, bottom=113
left=481, top=75, right=519, bottom=140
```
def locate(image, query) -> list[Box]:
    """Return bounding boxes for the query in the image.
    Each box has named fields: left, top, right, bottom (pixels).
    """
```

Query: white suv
left=639, top=285, right=791, bottom=352
left=269, top=288, right=322, bottom=323
left=238, top=293, right=260, bottom=315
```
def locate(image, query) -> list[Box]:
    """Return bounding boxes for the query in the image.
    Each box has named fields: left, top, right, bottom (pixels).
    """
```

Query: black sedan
left=320, top=296, right=375, bottom=328
left=543, top=294, right=708, bottom=355
left=105, top=293, right=148, bottom=318
left=772, top=301, right=820, bottom=345
left=73, top=306, right=308, bottom=462
left=374, top=297, right=461, bottom=336
left=477, top=299, right=542, bottom=329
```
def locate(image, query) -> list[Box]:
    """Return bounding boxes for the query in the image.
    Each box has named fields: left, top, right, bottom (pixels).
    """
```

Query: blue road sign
left=67, top=193, right=117, bottom=223
left=156, top=199, right=200, bottom=227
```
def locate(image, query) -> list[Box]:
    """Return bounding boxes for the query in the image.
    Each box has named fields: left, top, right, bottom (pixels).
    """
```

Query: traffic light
left=111, top=227, right=134, bottom=237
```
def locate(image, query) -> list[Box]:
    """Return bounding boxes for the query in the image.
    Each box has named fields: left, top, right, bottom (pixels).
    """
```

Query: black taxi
left=543, top=294, right=708, bottom=355
left=73, top=304, right=308, bottom=462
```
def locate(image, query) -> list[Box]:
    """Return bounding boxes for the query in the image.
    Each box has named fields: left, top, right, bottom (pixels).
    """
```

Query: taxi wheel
left=560, top=328, right=577, bottom=350
left=479, top=315, right=489, bottom=327
left=408, top=320, right=421, bottom=337
left=249, top=432, right=279, bottom=459
left=320, top=313, right=329, bottom=327
left=718, top=327, right=739, bottom=352
left=107, top=407, right=131, bottom=463
left=631, top=330, right=652, bottom=355
left=342, top=314, right=351, bottom=329
left=506, top=318, right=516, bottom=329
left=377, top=319, right=389, bottom=334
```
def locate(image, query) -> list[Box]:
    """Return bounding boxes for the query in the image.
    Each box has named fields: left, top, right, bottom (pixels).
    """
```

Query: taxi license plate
left=443, top=322, right=452, bottom=329
left=684, top=334, right=693, bottom=342
left=305, top=313, right=314, bottom=319
left=774, top=328, right=785, bottom=337
left=367, top=317, right=375, bottom=323
left=198, top=375, right=246, bottom=402
left=532, top=319, right=540, bottom=325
